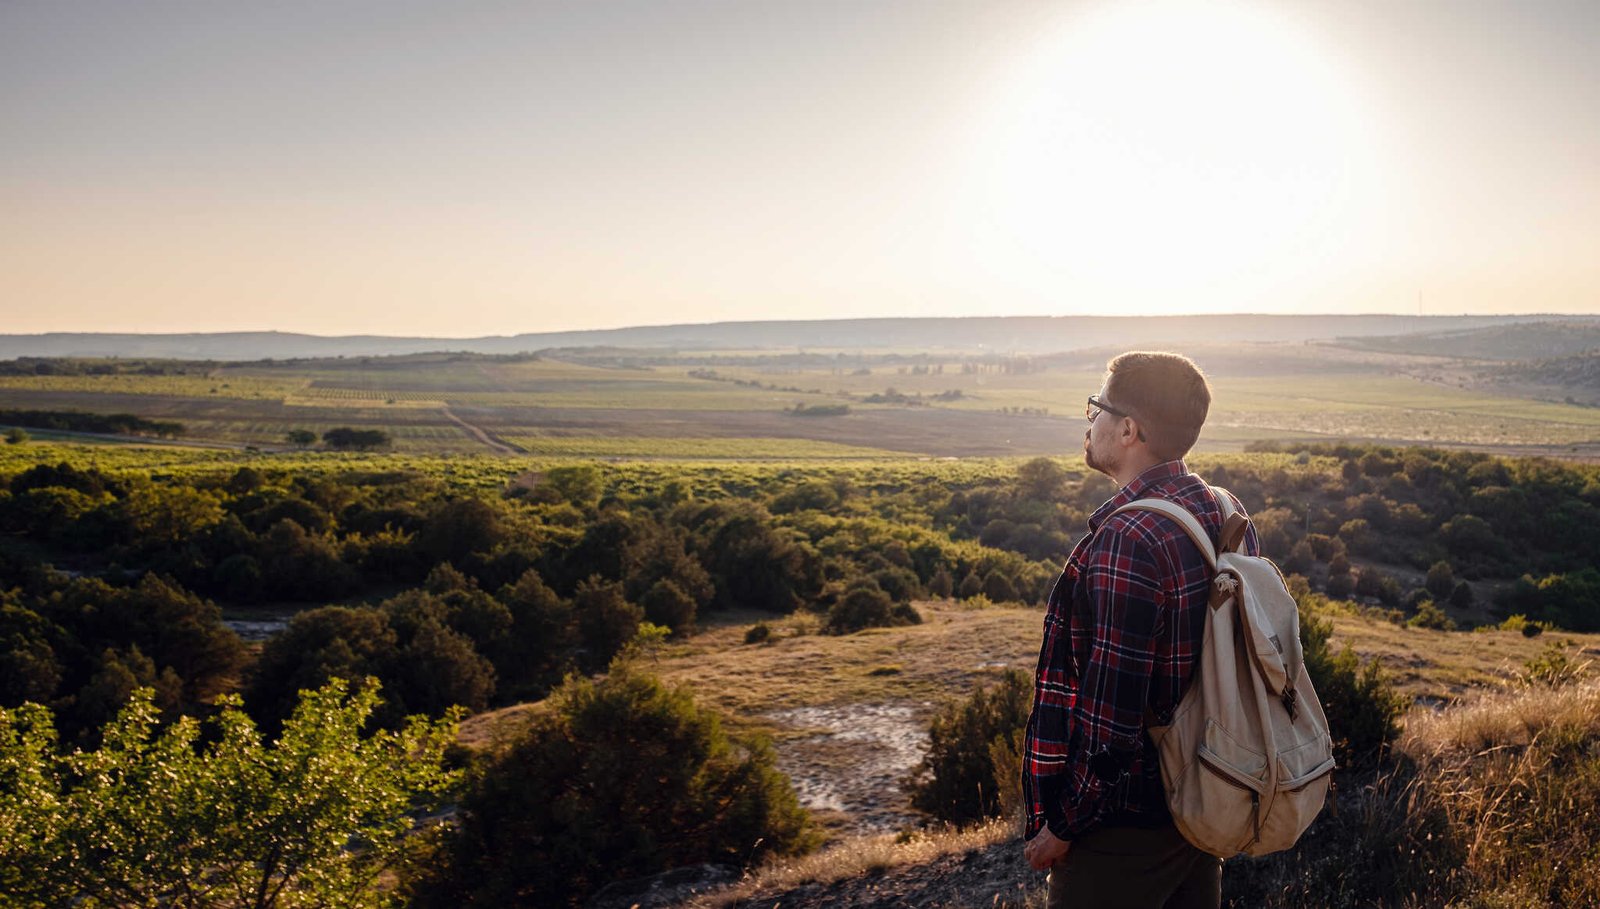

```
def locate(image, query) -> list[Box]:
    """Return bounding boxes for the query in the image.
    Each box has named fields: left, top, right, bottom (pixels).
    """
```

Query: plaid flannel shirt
left=1022, top=460, right=1259, bottom=840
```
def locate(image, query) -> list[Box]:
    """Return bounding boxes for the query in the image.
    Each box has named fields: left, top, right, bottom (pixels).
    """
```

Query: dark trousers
left=1046, top=822, right=1221, bottom=909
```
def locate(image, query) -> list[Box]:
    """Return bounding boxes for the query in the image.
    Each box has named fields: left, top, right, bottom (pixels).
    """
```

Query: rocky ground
left=766, top=702, right=930, bottom=834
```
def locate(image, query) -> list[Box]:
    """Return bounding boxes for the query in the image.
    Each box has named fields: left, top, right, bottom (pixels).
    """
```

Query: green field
left=501, top=435, right=917, bottom=459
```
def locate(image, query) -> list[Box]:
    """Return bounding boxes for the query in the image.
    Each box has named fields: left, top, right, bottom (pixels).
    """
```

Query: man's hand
left=1024, top=826, right=1071, bottom=871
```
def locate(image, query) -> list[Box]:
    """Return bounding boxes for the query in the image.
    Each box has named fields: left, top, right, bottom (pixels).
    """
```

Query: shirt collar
left=1087, top=459, right=1192, bottom=531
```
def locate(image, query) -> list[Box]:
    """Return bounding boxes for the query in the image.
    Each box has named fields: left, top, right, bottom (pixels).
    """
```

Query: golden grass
left=648, top=601, right=1042, bottom=730
left=682, top=816, right=1016, bottom=908
left=1392, top=677, right=1600, bottom=907
left=1323, top=615, right=1600, bottom=702
left=1399, top=675, right=1600, bottom=759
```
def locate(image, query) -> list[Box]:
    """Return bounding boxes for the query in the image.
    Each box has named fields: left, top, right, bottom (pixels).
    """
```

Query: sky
left=2, top=0, right=1597, bottom=337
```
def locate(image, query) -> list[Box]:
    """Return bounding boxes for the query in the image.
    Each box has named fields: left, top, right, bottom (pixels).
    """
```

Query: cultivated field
left=3, top=335, right=1597, bottom=459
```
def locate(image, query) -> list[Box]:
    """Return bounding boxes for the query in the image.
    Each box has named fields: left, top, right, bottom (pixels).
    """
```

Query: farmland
left=0, top=342, right=1596, bottom=461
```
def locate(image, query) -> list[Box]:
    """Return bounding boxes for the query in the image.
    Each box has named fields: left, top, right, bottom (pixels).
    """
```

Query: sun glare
left=970, top=0, right=1388, bottom=314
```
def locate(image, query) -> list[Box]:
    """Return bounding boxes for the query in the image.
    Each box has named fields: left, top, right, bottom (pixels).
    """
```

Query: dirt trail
left=441, top=404, right=523, bottom=454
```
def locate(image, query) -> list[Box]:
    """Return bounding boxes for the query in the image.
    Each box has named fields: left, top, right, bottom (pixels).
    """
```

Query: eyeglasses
left=1086, top=394, right=1147, bottom=442
left=1085, top=394, right=1133, bottom=423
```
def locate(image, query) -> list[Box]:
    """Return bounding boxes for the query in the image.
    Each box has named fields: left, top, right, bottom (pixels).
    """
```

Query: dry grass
left=682, top=817, right=1016, bottom=908
left=1226, top=675, right=1600, bottom=908
left=1396, top=678, right=1600, bottom=907
left=1324, top=615, right=1600, bottom=702
left=1400, top=675, right=1600, bottom=758
left=650, top=600, right=1043, bottom=729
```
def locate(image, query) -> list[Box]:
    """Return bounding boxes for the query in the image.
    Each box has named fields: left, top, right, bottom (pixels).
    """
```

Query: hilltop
left=0, top=313, right=1562, bottom=361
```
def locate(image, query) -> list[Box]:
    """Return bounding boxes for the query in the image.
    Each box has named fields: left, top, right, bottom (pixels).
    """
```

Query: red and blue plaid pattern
left=1023, top=460, right=1259, bottom=840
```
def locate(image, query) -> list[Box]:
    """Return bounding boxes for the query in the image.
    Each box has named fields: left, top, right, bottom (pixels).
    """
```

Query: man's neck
left=1111, top=454, right=1165, bottom=489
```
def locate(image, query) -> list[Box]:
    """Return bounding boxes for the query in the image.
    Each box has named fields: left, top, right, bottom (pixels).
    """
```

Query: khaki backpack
left=1114, top=486, right=1335, bottom=858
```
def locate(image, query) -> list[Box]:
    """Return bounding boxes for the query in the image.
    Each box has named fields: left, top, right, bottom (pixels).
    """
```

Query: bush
left=320, top=426, right=391, bottom=451
left=639, top=578, right=697, bottom=634
left=981, top=570, right=1018, bottom=603
left=1521, top=641, right=1589, bottom=687
left=1282, top=540, right=1314, bottom=575
left=907, top=668, right=1032, bottom=824
left=409, top=663, right=816, bottom=908
left=573, top=576, right=643, bottom=671
left=1299, top=598, right=1407, bottom=768
left=744, top=621, right=772, bottom=645
left=0, top=679, right=459, bottom=909
left=825, top=584, right=921, bottom=634
left=1425, top=560, right=1456, bottom=599
left=1407, top=600, right=1457, bottom=631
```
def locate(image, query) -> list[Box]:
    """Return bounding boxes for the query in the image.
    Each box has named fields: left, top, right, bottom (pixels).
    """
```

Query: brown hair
left=1103, top=351, right=1211, bottom=459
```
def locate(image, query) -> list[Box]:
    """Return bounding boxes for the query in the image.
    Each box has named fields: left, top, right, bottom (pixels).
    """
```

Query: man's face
left=1083, top=381, right=1119, bottom=476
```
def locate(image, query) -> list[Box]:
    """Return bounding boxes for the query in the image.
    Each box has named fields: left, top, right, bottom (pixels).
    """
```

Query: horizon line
left=4, top=311, right=1596, bottom=343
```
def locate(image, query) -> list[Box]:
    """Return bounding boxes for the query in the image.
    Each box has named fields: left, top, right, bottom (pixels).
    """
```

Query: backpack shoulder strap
left=1112, top=498, right=1218, bottom=571
left=1208, top=484, right=1251, bottom=555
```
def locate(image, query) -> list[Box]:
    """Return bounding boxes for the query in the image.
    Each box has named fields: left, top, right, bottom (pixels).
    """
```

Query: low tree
left=1425, top=560, right=1456, bottom=600
left=574, top=576, right=643, bottom=670
left=321, top=427, right=392, bottom=451
left=1017, top=457, right=1069, bottom=501
left=0, top=679, right=460, bottom=908
left=284, top=428, right=317, bottom=448
left=639, top=577, right=697, bottom=634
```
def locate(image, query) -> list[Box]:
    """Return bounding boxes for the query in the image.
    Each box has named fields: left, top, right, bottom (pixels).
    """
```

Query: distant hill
left=0, top=314, right=1560, bottom=361
left=1333, top=319, right=1600, bottom=361
left=1491, top=351, right=1600, bottom=395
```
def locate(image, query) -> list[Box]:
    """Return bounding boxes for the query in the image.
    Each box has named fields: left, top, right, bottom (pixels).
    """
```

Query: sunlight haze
left=2, top=0, right=1597, bottom=336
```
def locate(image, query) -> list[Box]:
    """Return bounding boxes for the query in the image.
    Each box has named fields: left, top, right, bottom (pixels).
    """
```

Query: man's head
left=1083, top=351, right=1211, bottom=479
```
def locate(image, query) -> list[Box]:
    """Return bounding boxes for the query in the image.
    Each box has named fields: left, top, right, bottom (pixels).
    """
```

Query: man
left=1020, top=351, right=1258, bottom=909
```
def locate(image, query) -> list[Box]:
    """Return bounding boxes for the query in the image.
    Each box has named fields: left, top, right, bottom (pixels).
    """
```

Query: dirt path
left=441, top=404, right=523, bottom=454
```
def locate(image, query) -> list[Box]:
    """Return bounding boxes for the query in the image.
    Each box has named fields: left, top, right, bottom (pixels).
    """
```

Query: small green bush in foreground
left=0, top=678, right=459, bottom=909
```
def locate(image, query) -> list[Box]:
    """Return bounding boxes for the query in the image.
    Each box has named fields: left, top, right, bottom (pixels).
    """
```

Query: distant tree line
left=0, top=357, right=215, bottom=376
left=0, top=409, right=184, bottom=438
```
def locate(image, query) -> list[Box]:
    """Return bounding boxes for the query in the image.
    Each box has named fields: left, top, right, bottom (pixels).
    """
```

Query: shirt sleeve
left=1031, top=521, right=1167, bottom=840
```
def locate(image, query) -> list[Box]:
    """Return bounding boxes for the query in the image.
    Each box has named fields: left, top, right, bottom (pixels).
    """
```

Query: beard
left=1084, top=431, right=1117, bottom=476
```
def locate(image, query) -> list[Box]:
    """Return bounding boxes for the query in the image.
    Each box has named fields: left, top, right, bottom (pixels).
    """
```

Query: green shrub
left=1521, top=641, right=1589, bottom=687
left=1425, top=560, right=1456, bottom=599
left=573, top=576, right=643, bottom=671
left=907, top=668, right=1032, bottom=824
left=409, top=663, right=817, bottom=908
left=1407, top=600, right=1457, bottom=631
left=1299, top=598, right=1407, bottom=768
left=0, top=679, right=459, bottom=909
left=639, top=578, right=697, bottom=634
left=744, top=621, right=772, bottom=645
left=825, top=584, right=921, bottom=634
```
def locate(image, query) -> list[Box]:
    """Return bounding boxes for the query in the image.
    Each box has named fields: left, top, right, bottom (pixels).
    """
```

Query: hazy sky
left=3, top=0, right=1597, bottom=336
